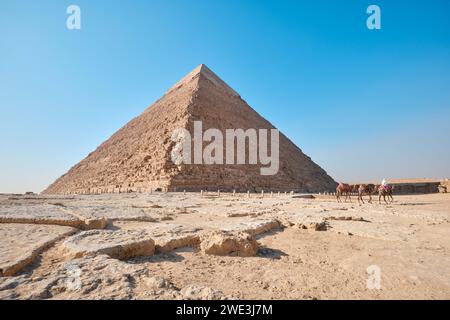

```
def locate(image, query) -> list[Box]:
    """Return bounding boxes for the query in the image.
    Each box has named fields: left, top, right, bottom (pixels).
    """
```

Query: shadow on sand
left=257, top=247, right=288, bottom=260
left=127, top=251, right=186, bottom=265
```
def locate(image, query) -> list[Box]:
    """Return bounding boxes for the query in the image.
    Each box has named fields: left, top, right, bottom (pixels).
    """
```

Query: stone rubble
left=199, top=231, right=258, bottom=257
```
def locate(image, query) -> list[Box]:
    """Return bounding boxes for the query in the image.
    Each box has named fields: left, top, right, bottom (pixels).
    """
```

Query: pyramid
left=43, top=64, right=336, bottom=194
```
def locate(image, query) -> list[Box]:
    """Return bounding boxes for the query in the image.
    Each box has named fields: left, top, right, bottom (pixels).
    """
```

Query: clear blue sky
left=1, top=0, right=449, bottom=193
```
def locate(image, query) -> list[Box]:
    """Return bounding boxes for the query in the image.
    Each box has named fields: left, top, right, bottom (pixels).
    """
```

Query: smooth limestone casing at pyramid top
left=43, top=64, right=337, bottom=194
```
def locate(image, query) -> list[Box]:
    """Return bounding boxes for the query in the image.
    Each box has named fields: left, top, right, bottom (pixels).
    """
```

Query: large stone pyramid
left=43, top=64, right=336, bottom=194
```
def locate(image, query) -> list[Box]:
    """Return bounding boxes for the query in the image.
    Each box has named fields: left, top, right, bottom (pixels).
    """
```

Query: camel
left=378, top=184, right=394, bottom=204
left=357, top=184, right=376, bottom=204
left=336, top=183, right=353, bottom=203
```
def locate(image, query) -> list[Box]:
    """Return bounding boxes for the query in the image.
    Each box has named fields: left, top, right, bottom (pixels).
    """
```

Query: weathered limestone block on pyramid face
left=43, top=64, right=336, bottom=195
left=0, top=224, right=77, bottom=277
left=62, top=230, right=155, bottom=260
left=199, top=230, right=258, bottom=257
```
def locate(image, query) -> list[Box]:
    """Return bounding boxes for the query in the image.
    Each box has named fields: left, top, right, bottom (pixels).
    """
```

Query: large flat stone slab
left=62, top=230, right=155, bottom=259
left=0, top=254, right=232, bottom=300
left=64, top=204, right=161, bottom=223
left=0, top=204, right=106, bottom=230
left=0, top=205, right=81, bottom=228
left=221, top=219, right=281, bottom=236
left=0, top=223, right=76, bottom=277
left=112, top=221, right=202, bottom=253
left=0, top=254, right=146, bottom=300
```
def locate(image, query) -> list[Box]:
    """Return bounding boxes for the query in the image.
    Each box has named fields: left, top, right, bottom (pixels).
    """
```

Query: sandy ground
left=0, top=192, right=449, bottom=300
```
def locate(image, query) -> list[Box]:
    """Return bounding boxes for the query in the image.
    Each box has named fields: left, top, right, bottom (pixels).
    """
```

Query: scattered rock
left=200, top=231, right=258, bottom=257
left=223, top=219, right=280, bottom=236
left=277, top=215, right=327, bottom=231
left=145, top=276, right=175, bottom=289
left=81, top=218, right=108, bottom=230
left=297, top=221, right=327, bottom=231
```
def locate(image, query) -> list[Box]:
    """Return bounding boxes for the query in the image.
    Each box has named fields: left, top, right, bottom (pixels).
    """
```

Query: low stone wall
left=391, top=182, right=441, bottom=195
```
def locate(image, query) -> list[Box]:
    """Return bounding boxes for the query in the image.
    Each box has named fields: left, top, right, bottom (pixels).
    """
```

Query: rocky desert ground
left=0, top=191, right=449, bottom=300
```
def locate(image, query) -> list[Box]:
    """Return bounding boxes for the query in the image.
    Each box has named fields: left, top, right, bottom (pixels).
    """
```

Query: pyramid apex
left=190, top=63, right=209, bottom=76
left=197, top=63, right=240, bottom=98
left=174, top=64, right=240, bottom=97
left=189, top=63, right=215, bottom=76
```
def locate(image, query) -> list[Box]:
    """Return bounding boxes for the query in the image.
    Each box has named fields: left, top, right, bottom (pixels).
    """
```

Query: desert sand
left=0, top=191, right=449, bottom=300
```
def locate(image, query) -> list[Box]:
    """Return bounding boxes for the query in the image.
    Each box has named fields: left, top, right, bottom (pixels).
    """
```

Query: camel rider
left=381, top=178, right=390, bottom=191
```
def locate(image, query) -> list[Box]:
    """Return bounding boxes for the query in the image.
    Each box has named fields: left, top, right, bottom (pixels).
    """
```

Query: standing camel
left=336, top=183, right=353, bottom=203
left=357, top=184, right=376, bottom=204
left=378, top=184, right=394, bottom=204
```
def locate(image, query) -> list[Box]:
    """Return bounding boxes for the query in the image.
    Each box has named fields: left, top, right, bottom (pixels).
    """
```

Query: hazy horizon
left=1, top=0, right=449, bottom=193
